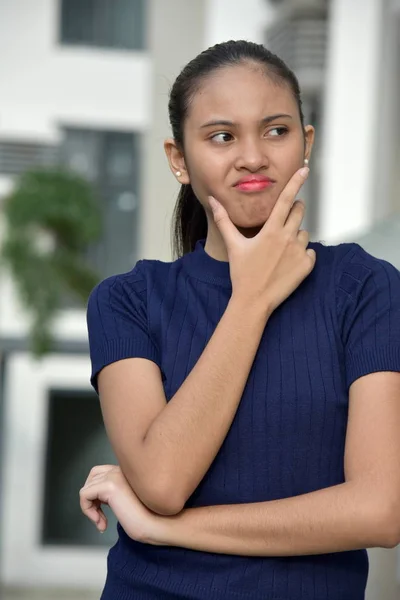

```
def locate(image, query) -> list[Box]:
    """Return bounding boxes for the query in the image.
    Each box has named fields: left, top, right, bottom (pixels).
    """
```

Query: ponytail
left=171, top=184, right=208, bottom=259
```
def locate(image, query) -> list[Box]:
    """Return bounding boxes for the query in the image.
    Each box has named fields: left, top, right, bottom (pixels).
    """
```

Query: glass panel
left=61, top=129, right=101, bottom=182
left=60, top=0, right=145, bottom=50
left=102, top=186, right=138, bottom=276
left=60, top=0, right=96, bottom=45
left=61, top=129, right=138, bottom=280
left=101, top=132, right=138, bottom=276
left=108, top=0, right=145, bottom=50
left=42, top=389, right=118, bottom=547
left=104, top=132, right=135, bottom=184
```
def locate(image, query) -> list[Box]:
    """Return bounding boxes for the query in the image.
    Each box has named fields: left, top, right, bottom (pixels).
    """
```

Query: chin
left=236, top=222, right=266, bottom=238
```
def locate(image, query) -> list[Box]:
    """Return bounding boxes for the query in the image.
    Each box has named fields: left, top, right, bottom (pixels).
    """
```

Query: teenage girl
left=81, top=40, right=400, bottom=600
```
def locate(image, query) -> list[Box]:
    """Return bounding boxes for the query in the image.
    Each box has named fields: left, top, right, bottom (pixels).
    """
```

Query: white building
left=0, top=0, right=399, bottom=597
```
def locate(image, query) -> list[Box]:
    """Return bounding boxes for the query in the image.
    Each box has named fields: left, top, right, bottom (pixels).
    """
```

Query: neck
left=204, top=222, right=262, bottom=262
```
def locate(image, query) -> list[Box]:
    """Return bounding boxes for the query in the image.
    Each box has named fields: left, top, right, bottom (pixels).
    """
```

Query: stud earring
left=176, top=170, right=182, bottom=177
left=304, top=159, right=309, bottom=166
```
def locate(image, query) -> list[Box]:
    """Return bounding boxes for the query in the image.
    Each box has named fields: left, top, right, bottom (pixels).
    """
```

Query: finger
left=79, top=483, right=109, bottom=518
left=306, top=248, right=317, bottom=262
left=296, top=229, right=310, bottom=248
left=267, top=167, right=309, bottom=228
left=91, top=499, right=108, bottom=530
left=80, top=500, right=107, bottom=529
left=284, top=200, right=305, bottom=232
left=208, top=196, right=242, bottom=250
left=82, top=500, right=107, bottom=530
left=81, top=501, right=102, bottom=525
left=79, top=486, right=109, bottom=532
left=97, top=513, right=108, bottom=533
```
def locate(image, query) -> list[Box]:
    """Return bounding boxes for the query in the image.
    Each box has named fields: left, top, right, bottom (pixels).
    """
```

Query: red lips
left=234, top=174, right=275, bottom=192
left=235, top=174, right=275, bottom=186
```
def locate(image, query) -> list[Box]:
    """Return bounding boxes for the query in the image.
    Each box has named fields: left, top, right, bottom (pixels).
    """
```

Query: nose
left=234, top=136, right=268, bottom=172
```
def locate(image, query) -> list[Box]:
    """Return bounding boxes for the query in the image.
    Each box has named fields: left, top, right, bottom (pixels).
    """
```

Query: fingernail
left=299, top=167, right=309, bottom=179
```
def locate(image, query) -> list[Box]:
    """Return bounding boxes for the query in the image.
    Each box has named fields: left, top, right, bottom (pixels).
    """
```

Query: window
left=61, top=128, right=140, bottom=279
left=60, top=0, right=146, bottom=51
left=42, top=389, right=117, bottom=547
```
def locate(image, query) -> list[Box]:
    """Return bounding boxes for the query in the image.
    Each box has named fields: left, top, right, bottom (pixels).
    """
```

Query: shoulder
left=86, top=256, right=184, bottom=323
left=328, top=242, right=400, bottom=311
left=89, top=258, right=175, bottom=302
left=309, top=240, right=400, bottom=294
left=86, top=262, right=145, bottom=321
left=323, top=243, right=400, bottom=388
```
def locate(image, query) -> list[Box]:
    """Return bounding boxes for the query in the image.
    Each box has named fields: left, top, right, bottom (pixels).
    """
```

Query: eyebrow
left=199, top=114, right=293, bottom=129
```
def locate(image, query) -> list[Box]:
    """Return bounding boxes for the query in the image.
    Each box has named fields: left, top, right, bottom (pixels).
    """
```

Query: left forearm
left=150, top=481, right=388, bottom=556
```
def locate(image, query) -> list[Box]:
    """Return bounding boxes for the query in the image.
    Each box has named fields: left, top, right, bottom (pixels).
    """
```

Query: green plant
left=0, top=168, right=102, bottom=356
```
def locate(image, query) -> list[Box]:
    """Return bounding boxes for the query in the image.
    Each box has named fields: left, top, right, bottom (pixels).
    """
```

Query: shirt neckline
left=183, top=238, right=232, bottom=288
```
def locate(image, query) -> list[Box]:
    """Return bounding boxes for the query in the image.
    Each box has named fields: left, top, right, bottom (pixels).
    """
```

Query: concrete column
left=318, top=0, right=385, bottom=242
left=141, top=0, right=206, bottom=261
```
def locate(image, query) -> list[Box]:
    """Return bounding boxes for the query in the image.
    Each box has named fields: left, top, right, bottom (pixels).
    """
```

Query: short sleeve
left=86, top=261, right=161, bottom=393
left=336, top=244, right=400, bottom=390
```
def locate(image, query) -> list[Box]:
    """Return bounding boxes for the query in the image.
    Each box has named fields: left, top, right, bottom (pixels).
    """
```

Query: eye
left=268, top=127, right=288, bottom=137
left=210, top=132, right=233, bottom=144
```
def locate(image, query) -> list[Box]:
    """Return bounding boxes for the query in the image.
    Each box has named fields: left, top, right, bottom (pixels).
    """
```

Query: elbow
left=125, top=471, right=186, bottom=516
left=142, top=485, right=186, bottom=516
left=121, top=462, right=187, bottom=516
left=373, top=503, right=400, bottom=549
left=380, top=527, right=400, bottom=550
left=380, top=521, right=400, bottom=550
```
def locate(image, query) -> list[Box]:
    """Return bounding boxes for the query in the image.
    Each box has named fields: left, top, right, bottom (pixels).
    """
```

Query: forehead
left=187, top=63, right=298, bottom=126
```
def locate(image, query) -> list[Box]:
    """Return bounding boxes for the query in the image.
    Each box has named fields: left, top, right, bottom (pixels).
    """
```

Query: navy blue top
left=87, top=239, right=400, bottom=600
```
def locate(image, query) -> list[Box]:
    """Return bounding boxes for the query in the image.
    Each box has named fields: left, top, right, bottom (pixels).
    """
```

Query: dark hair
left=169, top=40, right=305, bottom=258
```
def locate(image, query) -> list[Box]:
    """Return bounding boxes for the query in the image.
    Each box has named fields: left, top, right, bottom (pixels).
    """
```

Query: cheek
left=275, top=139, right=304, bottom=165
left=186, top=152, right=224, bottom=196
left=275, top=147, right=305, bottom=183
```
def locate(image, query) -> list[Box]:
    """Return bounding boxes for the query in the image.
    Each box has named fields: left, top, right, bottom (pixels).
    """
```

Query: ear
left=304, top=125, right=315, bottom=163
left=164, top=138, right=190, bottom=185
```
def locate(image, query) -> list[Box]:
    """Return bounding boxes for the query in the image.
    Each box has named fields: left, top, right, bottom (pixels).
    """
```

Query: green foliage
left=1, top=168, right=102, bottom=356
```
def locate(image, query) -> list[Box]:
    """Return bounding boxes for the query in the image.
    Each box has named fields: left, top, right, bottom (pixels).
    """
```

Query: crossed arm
left=139, top=371, right=400, bottom=555
left=146, top=371, right=400, bottom=555
left=81, top=370, right=400, bottom=556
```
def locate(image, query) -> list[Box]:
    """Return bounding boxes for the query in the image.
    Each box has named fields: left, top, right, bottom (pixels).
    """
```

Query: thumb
left=208, top=196, right=240, bottom=248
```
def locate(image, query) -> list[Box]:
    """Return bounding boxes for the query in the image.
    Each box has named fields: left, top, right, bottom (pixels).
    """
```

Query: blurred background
left=0, top=0, right=399, bottom=598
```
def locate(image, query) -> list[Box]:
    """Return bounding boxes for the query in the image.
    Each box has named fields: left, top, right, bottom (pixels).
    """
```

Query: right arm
left=95, top=168, right=314, bottom=516
left=98, top=295, right=269, bottom=516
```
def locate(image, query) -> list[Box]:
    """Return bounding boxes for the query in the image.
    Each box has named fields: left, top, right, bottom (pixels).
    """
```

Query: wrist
left=142, top=513, right=178, bottom=547
left=229, top=293, right=272, bottom=322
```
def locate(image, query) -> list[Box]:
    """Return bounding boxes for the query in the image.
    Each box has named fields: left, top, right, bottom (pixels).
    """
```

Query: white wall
left=0, top=353, right=106, bottom=589
left=0, top=0, right=151, bottom=141
left=0, top=0, right=151, bottom=340
left=205, top=0, right=276, bottom=47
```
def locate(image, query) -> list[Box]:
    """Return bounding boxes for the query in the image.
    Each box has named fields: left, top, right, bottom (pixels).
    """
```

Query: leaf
left=0, top=167, right=103, bottom=356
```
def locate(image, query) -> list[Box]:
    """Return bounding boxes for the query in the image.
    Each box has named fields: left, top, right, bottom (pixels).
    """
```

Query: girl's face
left=166, top=63, right=314, bottom=236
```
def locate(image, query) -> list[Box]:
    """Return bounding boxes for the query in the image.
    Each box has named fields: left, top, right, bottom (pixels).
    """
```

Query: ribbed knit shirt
left=87, top=238, right=400, bottom=600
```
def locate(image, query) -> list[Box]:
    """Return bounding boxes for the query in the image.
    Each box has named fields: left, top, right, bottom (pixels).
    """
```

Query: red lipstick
left=234, top=174, right=275, bottom=192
